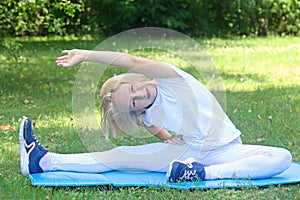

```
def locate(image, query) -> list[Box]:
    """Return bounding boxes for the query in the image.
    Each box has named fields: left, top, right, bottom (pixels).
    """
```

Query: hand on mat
left=164, top=135, right=185, bottom=145
left=56, top=49, right=85, bottom=68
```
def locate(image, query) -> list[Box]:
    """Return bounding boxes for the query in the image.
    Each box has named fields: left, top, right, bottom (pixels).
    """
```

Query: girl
left=20, top=49, right=292, bottom=182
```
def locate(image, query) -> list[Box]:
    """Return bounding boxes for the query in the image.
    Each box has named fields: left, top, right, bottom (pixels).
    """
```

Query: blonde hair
left=100, top=73, right=149, bottom=138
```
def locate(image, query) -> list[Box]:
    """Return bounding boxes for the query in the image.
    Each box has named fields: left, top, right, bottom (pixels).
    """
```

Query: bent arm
left=145, top=125, right=184, bottom=145
left=56, top=49, right=180, bottom=79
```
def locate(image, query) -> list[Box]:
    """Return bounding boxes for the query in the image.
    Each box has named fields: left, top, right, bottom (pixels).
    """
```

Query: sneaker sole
left=19, top=117, right=29, bottom=175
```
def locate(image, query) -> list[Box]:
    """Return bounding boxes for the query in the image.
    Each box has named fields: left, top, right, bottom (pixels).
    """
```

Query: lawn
left=0, top=36, right=299, bottom=199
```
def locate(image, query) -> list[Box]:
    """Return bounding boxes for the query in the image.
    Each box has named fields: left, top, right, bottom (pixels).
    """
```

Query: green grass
left=0, top=36, right=300, bottom=199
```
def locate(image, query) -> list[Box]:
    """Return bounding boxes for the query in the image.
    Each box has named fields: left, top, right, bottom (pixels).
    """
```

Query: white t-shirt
left=141, top=63, right=241, bottom=150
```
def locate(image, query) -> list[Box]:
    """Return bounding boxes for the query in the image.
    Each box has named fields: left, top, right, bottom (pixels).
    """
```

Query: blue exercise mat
left=29, top=162, right=300, bottom=189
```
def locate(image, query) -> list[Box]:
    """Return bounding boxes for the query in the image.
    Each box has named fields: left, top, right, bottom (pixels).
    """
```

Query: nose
left=132, top=83, right=147, bottom=99
left=132, top=90, right=146, bottom=100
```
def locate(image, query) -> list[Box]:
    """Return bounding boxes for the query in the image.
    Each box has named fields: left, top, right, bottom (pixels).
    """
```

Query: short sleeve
left=140, top=114, right=152, bottom=127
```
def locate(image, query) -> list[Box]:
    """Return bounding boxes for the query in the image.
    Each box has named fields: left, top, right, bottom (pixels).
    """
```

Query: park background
left=1, top=0, right=300, bottom=199
left=1, top=0, right=300, bottom=37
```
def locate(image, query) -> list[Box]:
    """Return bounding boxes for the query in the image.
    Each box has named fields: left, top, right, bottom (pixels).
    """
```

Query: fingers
left=56, top=61, right=71, bottom=68
left=56, top=58, right=71, bottom=68
left=55, top=56, right=66, bottom=66
left=56, top=55, right=67, bottom=61
left=61, top=50, right=70, bottom=55
left=56, top=50, right=71, bottom=67
left=56, top=49, right=83, bottom=68
left=164, top=135, right=185, bottom=145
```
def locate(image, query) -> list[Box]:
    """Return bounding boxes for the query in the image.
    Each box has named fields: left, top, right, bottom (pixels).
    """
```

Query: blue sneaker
left=19, top=117, right=48, bottom=175
left=166, top=158, right=205, bottom=182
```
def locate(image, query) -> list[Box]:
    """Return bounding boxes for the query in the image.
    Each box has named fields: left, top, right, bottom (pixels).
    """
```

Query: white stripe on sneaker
left=180, top=169, right=197, bottom=180
left=25, top=141, right=36, bottom=162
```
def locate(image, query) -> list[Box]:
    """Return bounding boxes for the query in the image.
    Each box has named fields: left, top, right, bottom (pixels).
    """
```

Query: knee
left=275, top=148, right=292, bottom=172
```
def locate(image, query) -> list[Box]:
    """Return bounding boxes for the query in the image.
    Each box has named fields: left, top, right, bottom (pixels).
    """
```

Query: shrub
left=0, top=0, right=299, bottom=37
left=0, top=0, right=82, bottom=36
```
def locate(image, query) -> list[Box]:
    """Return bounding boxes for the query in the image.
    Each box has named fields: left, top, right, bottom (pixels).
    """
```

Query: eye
left=131, top=84, right=136, bottom=107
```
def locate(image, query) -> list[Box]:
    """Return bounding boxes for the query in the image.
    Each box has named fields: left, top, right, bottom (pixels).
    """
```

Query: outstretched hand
left=56, top=49, right=85, bottom=68
left=164, top=134, right=185, bottom=145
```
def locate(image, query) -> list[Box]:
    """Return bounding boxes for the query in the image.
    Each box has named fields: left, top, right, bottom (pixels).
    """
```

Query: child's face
left=113, top=80, right=157, bottom=112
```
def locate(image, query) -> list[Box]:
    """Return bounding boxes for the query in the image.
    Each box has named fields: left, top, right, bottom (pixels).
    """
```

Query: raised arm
left=56, top=49, right=180, bottom=79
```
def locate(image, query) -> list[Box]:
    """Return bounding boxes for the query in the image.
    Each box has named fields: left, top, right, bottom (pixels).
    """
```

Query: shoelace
left=30, top=132, right=42, bottom=146
left=34, top=136, right=42, bottom=146
left=36, top=139, right=41, bottom=146
left=180, top=169, right=197, bottom=180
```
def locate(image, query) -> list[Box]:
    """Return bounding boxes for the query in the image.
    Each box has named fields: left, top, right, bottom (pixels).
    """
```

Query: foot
left=166, top=158, right=205, bottom=182
left=19, top=117, right=48, bottom=175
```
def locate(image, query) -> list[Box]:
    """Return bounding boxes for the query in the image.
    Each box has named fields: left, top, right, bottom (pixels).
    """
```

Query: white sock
left=39, top=152, right=52, bottom=171
left=204, top=166, right=211, bottom=180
